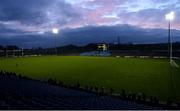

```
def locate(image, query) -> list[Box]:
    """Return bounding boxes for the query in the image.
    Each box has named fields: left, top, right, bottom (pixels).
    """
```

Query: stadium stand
left=0, top=71, right=166, bottom=109
left=80, top=51, right=111, bottom=57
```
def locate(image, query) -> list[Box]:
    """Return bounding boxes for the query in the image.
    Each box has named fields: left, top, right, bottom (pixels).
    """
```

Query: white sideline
left=170, top=60, right=179, bottom=68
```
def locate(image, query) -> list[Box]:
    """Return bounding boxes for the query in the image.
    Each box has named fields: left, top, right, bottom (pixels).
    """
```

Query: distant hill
left=0, top=24, right=180, bottom=48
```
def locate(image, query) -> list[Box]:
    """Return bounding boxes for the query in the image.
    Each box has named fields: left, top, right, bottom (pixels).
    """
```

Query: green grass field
left=0, top=56, right=180, bottom=102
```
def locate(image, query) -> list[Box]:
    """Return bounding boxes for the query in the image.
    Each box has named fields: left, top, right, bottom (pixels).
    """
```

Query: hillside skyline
left=0, top=24, right=180, bottom=48
left=0, top=0, right=180, bottom=47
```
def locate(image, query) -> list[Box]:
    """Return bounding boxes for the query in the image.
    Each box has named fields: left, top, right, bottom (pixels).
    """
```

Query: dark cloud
left=1, top=25, right=180, bottom=48
left=0, top=0, right=81, bottom=25
left=0, top=0, right=180, bottom=47
left=0, top=24, right=27, bottom=36
left=0, top=0, right=48, bottom=24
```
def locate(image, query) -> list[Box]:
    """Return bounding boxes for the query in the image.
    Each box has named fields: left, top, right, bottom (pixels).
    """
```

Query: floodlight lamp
left=165, top=11, right=175, bottom=21
left=52, top=28, right=59, bottom=34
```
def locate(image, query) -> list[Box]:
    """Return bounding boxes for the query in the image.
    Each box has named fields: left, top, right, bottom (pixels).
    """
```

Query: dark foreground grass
left=0, top=56, right=179, bottom=102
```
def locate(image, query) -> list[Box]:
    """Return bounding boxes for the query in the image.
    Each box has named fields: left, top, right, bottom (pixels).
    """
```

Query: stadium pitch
left=0, top=56, right=180, bottom=102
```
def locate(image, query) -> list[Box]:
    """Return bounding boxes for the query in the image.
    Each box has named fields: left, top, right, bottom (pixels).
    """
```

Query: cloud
left=64, top=0, right=180, bottom=29
left=116, top=0, right=180, bottom=29
left=0, top=0, right=49, bottom=24
left=0, top=0, right=82, bottom=33
left=1, top=25, right=180, bottom=48
left=0, top=0, right=180, bottom=32
left=0, top=0, right=180, bottom=47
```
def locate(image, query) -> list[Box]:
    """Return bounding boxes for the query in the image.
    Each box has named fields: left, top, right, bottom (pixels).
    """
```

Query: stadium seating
left=80, top=51, right=111, bottom=56
left=0, top=71, right=159, bottom=109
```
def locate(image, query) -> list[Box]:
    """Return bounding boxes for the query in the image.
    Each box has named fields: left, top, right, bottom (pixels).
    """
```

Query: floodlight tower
left=22, top=47, right=24, bottom=56
left=52, top=28, right=59, bottom=55
left=21, top=43, right=25, bottom=57
left=165, top=11, right=175, bottom=62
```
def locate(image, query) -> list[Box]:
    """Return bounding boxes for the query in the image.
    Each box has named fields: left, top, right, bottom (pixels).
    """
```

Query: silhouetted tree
left=0, top=45, right=4, bottom=50
left=6, top=45, right=18, bottom=50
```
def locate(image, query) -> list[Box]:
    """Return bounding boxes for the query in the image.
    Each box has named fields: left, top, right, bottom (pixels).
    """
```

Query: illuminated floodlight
left=52, top=28, right=59, bottom=55
left=165, top=11, right=175, bottom=21
left=165, top=11, right=175, bottom=63
left=52, top=28, right=59, bottom=34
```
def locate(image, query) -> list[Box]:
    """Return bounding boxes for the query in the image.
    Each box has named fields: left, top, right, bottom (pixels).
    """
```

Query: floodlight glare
left=165, top=11, right=175, bottom=63
left=52, top=28, right=59, bottom=55
left=165, top=11, right=175, bottom=21
left=52, top=28, right=59, bottom=34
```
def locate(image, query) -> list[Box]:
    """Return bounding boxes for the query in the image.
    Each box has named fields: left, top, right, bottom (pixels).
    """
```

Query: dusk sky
left=0, top=0, right=180, bottom=47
